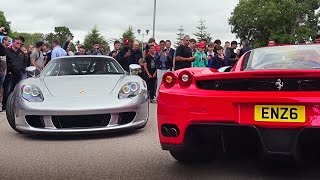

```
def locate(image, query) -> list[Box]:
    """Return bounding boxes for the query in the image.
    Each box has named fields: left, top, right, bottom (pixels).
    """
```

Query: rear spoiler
left=194, top=70, right=320, bottom=81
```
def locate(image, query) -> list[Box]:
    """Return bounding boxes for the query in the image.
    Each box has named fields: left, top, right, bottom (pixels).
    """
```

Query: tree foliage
left=121, top=26, right=136, bottom=45
left=229, top=0, right=320, bottom=47
left=0, top=11, right=12, bottom=36
left=175, top=25, right=185, bottom=48
left=193, top=20, right=212, bottom=43
left=53, top=26, right=73, bottom=44
left=45, top=33, right=56, bottom=44
left=12, top=32, right=45, bottom=46
left=44, top=26, right=73, bottom=44
left=83, top=26, right=109, bottom=52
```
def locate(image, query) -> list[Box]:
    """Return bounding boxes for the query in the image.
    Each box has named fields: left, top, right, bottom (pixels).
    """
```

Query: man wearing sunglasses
left=0, top=37, right=28, bottom=111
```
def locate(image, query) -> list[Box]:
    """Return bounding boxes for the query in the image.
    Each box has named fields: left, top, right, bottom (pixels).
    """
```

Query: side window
left=241, top=51, right=251, bottom=70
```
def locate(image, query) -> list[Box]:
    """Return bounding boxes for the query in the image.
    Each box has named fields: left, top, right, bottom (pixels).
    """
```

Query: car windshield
left=41, top=56, right=125, bottom=76
left=245, top=45, right=320, bottom=70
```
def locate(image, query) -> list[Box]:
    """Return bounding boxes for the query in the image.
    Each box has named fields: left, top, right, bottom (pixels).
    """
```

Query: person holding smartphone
left=154, top=40, right=173, bottom=100
left=86, top=42, right=105, bottom=55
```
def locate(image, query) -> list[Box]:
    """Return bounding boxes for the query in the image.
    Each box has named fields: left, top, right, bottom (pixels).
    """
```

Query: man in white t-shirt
left=30, top=41, right=45, bottom=74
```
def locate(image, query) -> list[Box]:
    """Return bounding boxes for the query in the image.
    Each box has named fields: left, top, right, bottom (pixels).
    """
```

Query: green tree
left=45, top=33, right=55, bottom=44
left=121, top=26, right=136, bottom=45
left=229, top=0, right=320, bottom=47
left=175, top=25, right=185, bottom=48
left=193, top=20, right=212, bottom=43
left=54, top=26, right=72, bottom=44
left=83, top=26, right=109, bottom=52
left=12, top=32, right=45, bottom=46
left=44, top=26, right=73, bottom=44
left=0, top=11, right=12, bottom=36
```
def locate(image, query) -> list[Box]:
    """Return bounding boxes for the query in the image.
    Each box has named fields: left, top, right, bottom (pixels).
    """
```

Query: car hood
left=43, top=75, right=123, bottom=97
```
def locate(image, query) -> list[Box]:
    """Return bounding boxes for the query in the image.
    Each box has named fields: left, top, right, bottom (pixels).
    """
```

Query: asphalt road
left=1, top=104, right=320, bottom=180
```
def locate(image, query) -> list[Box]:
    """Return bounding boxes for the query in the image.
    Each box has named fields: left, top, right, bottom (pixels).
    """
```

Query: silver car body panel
left=11, top=56, right=149, bottom=134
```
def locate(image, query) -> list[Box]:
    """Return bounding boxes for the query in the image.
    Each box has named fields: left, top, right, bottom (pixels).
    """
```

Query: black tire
left=6, top=93, right=22, bottom=133
left=170, top=149, right=217, bottom=163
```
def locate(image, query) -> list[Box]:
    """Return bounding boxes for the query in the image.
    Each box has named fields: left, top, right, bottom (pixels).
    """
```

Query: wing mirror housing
left=129, top=64, right=141, bottom=75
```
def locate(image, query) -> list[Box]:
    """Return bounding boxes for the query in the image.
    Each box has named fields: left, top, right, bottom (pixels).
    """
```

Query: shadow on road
left=16, top=128, right=144, bottom=141
left=163, top=151, right=320, bottom=179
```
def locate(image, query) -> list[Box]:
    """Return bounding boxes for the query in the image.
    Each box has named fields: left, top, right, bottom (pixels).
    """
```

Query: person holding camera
left=109, top=40, right=121, bottom=57
left=116, top=46, right=132, bottom=72
left=86, top=42, right=105, bottom=55
left=130, top=41, right=143, bottom=64
left=62, top=36, right=75, bottom=56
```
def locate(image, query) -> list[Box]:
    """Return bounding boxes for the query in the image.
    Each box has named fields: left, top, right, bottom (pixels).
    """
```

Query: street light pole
left=152, top=0, right=157, bottom=38
left=137, top=29, right=149, bottom=58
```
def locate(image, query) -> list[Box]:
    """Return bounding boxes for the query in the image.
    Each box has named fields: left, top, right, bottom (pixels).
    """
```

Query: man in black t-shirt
left=175, top=35, right=195, bottom=70
left=144, top=45, right=157, bottom=102
left=225, top=41, right=238, bottom=66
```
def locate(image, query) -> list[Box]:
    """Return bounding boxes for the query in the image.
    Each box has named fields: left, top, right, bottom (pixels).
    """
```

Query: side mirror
left=26, top=66, right=37, bottom=72
left=129, top=64, right=141, bottom=75
left=218, top=66, right=232, bottom=72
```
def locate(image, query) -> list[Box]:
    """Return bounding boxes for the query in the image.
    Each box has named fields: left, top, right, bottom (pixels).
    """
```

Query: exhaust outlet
left=169, top=128, right=178, bottom=137
left=161, top=127, right=169, bottom=136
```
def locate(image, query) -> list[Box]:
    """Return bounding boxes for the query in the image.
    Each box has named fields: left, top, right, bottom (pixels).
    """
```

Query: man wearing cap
left=192, top=42, right=208, bottom=67
left=116, top=38, right=132, bottom=71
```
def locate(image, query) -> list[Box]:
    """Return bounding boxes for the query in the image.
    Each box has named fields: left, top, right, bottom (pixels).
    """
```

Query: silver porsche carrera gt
left=6, top=56, right=149, bottom=134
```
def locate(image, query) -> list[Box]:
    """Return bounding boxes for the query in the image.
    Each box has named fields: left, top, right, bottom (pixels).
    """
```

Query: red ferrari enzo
left=157, top=44, right=320, bottom=163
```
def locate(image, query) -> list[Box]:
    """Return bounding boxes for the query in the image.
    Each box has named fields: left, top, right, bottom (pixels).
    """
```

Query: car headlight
left=118, top=82, right=140, bottom=99
left=21, top=85, right=44, bottom=102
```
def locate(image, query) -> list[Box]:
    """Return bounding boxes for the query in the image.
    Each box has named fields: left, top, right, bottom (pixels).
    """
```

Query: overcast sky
left=2, top=0, right=239, bottom=45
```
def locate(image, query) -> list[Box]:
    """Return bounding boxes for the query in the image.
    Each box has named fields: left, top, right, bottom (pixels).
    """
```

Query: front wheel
left=6, top=93, right=22, bottom=133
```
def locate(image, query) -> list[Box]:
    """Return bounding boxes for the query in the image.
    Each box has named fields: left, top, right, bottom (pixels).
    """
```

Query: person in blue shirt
left=154, top=40, right=173, bottom=100
left=211, top=45, right=229, bottom=69
left=51, top=39, right=67, bottom=60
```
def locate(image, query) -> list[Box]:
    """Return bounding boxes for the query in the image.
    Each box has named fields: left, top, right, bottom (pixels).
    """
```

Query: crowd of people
left=1, top=26, right=320, bottom=109
left=136, top=35, right=253, bottom=103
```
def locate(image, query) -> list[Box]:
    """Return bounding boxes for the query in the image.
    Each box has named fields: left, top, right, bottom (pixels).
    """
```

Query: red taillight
left=178, top=71, right=193, bottom=87
left=162, top=72, right=176, bottom=88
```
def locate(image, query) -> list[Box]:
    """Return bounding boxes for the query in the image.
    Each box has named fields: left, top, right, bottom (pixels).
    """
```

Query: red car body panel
left=157, top=47, right=320, bottom=149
